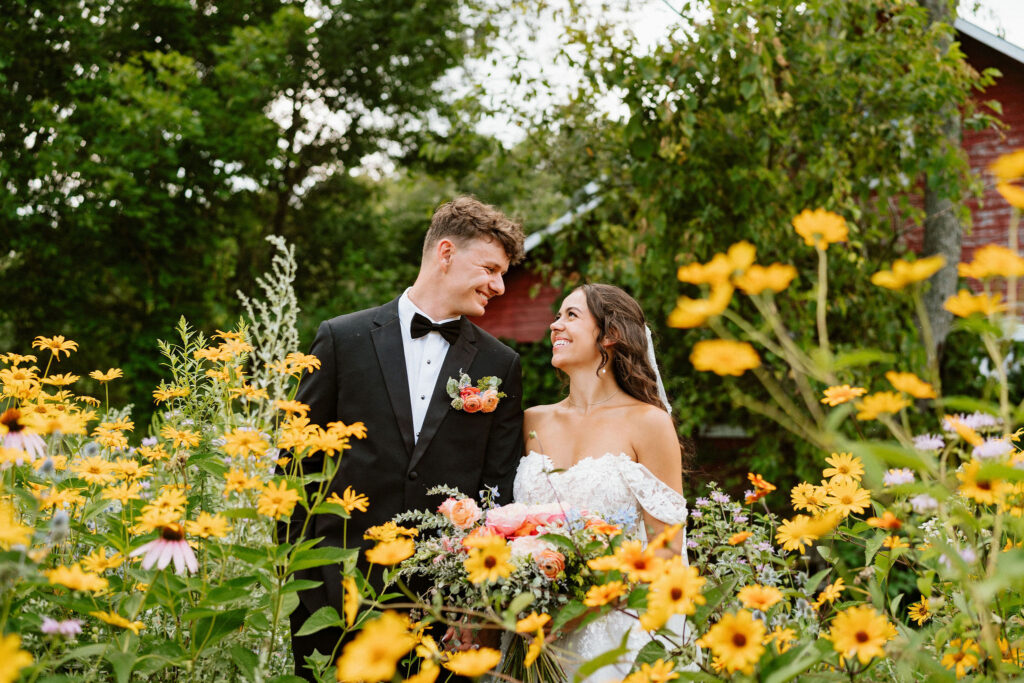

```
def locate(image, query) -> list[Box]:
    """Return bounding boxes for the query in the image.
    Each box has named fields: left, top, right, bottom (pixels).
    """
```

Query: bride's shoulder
left=524, top=402, right=563, bottom=419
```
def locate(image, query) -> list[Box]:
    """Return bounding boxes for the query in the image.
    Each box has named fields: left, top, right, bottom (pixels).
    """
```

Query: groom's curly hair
left=424, top=196, right=525, bottom=264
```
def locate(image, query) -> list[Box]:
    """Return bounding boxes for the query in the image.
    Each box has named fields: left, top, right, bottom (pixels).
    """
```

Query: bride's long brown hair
left=578, top=284, right=665, bottom=412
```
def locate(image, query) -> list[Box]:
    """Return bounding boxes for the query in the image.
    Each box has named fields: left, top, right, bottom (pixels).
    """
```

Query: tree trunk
left=918, top=0, right=963, bottom=362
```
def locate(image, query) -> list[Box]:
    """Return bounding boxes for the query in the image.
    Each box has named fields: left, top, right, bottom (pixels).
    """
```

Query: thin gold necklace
left=567, top=389, right=620, bottom=411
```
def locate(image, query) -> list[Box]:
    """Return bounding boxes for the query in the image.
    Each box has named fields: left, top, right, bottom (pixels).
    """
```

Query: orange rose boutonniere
left=447, top=373, right=505, bottom=414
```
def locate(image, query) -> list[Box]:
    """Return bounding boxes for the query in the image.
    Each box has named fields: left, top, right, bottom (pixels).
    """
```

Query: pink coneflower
left=130, top=523, right=198, bottom=575
left=0, top=409, right=46, bottom=464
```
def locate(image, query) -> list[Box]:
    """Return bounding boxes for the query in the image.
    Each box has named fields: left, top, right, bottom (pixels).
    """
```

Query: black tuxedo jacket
left=287, top=297, right=524, bottom=614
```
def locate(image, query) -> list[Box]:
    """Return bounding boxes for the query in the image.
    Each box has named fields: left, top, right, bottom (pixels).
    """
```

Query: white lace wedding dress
left=511, top=451, right=692, bottom=682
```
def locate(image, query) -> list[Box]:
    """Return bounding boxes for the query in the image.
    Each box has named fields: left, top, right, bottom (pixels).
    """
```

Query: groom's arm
left=480, top=352, right=524, bottom=506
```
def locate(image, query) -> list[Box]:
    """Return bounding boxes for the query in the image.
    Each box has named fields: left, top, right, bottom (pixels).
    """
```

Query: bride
left=514, top=283, right=693, bottom=681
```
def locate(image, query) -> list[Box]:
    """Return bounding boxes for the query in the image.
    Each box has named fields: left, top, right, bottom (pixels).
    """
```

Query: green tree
left=1, top=0, right=488, bottom=417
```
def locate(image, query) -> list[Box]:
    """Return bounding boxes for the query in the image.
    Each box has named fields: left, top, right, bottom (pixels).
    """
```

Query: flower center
left=855, top=631, right=869, bottom=643
left=671, top=588, right=683, bottom=601
left=732, top=633, right=747, bottom=648
left=484, top=556, right=496, bottom=569
left=161, top=524, right=185, bottom=542
left=0, top=408, right=24, bottom=432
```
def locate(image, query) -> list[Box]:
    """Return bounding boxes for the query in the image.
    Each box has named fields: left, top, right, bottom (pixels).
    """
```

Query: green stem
left=816, top=247, right=830, bottom=359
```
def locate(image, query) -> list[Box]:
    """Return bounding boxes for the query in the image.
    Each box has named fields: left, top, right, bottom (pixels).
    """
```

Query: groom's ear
left=435, top=238, right=456, bottom=271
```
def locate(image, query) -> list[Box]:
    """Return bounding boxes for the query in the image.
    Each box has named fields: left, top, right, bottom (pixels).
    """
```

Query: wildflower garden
left=0, top=155, right=1021, bottom=682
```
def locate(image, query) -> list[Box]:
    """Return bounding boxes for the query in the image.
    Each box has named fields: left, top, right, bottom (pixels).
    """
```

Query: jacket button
left=408, top=471, right=419, bottom=481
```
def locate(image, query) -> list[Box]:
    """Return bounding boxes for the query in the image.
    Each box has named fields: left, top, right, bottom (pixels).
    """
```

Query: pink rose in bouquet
left=486, top=503, right=531, bottom=536
left=487, top=502, right=568, bottom=537
left=438, top=497, right=482, bottom=529
left=462, top=393, right=484, bottom=413
left=508, top=534, right=553, bottom=559
left=480, top=389, right=500, bottom=413
left=534, top=549, right=566, bottom=579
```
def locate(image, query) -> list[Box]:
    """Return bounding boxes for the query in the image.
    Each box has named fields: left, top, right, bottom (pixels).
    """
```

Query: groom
left=286, top=196, right=526, bottom=677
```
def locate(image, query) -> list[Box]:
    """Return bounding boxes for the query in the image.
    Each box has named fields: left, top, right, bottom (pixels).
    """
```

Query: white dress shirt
left=397, top=289, right=459, bottom=442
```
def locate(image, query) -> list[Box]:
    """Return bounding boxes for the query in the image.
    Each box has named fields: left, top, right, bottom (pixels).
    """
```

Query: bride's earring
left=600, top=367, right=607, bottom=375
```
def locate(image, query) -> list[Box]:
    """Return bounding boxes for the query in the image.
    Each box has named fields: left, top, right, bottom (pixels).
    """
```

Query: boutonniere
left=446, top=372, right=505, bottom=413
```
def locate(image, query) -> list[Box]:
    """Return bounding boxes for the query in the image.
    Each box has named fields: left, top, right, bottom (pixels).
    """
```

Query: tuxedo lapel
left=408, top=318, right=478, bottom=473
left=370, top=300, right=415, bottom=458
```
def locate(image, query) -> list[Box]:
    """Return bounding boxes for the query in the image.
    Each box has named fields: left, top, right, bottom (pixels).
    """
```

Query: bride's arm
left=632, top=406, right=686, bottom=556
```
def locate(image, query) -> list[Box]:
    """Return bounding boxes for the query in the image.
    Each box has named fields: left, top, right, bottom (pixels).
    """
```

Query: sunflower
left=822, top=453, right=864, bottom=485
left=907, top=598, right=931, bottom=625
left=824, top=605, right=894, bottom=664
left=336, top=612, right=416, bottom=683
left=463, top=537, right=513, bottom=583
left=820, top=385, right=867, bottom=407
left=792, top=208, right=848, bottom=250
left=736, top=585, right=783, bottom=611
left=941, top=638, right=980, bottom=679
left=695, top=610, right=766, bottom=675
left=823, top=479, right=871, bottom=517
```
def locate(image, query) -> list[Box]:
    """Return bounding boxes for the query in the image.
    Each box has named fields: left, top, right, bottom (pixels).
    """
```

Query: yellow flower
left=342, top=576, right=359, bottom=627
left=957, top=459, right=1008, bottom=505
left=997, top=181, right=1024, bottom=208
left=275, top=399, right=310, bottom=416
left=822, top=452, right=864, bottom=485
left=944, top=414, right=985, bottom=447
left=41, top=372, right=80, bottom=386
left=765, top=626, right=797, bottom=654
left=881, top=535, right=908, bottom=549
left=152, top=386, right=190, bottom=403
left=229, top=384, right=270, bottom=402
left=70, top=455, right=116, bottom=485
left=733, top=263, right=797, bottom=295
left=821, top=385, right=867, bottom=406
left=855, top=391, right=910, bottom=421
left=676, top=242, right=756, bottom=286
left=943, top=289, right=1007, bottom=317
left=790, top=482, right=828, bottom=513
left=223, top=468, right=263, bottom=497
left=941, top=638, right=980, bottom=679
left=623, top=659, right=679, bottom=683
left=824, top=605, right=894, bottom=665
left=45, top=564, right=109, bottom=593
left=690, top=339, right=760, bottom=376
left=329, top=486, right=370, bottom=514
left=81, top=547, right=125, bottom=573
left=442, top=648, right=502, bottom=677
left=866, top=510, right=901, bottom=530
left=584, top=581, right=628, bottom=607
left=907, top=598, right=931, bottom=625
left=147, top=487, right=188, bottom=516
left=463, top=537, right=513, bottom=583
left=90, top=610, right=145, bottom=635
left=364, top=522, right=418, bottom=543
left=991, top=149, right=1024, bottom=183
left=335, top=611, right=416, bottom=682
left=736, top=584, right=783, bottom=611
left=32, top=335, right=79, bottom=360
left=102, top=482, right=143, bottom=504
left=516, top=612, right=551, bottom=634
left=695, top=610, right=766, bottom=675
left=645, top=559, right=706, bottom=628
left=775, top=515, right=819, bottom=554
left=667, top=284, right=733, bottom=329
left=365, top=539, right=415, bottom=566
left=284, top=352, right=322, bottom=375
left=823, top=479, right=871, bottom=517
left=959, top=244, right=1024, bottom=279
left=257, top=480, right=301, bottom=520
left=186, top=512, right=232, bottom=539
left=792, top=208, right=848, bottom=250
left=609, top=540, right=665, bottom=583
left=870, top=255, right=945, bottom=290
left=0, top=633, right=33, bottom=681
left=0, top=501, right=32, bottom=549
left=728, top=531, right=753, bottom=545
left=89, top=368, right=123, bottom=382
left=884, top=370, right=937, bottom=400
left=811, top=577, right=845, bottom=609
left=403, top=661, right=440, bottom=683
left=137, top=444, right=169, bottom=461
left=160, top=425, right=201, bottom=448
left=222, top=428, right=269, bottom=458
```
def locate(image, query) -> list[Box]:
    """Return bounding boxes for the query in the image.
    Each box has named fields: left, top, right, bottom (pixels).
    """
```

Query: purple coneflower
left=0, top=409, right=46, bottom=464
left=130, top=523, right=198, bottom=575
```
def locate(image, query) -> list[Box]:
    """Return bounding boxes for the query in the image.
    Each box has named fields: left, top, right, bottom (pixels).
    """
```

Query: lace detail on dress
left=509, top=452, right=694, bottom=681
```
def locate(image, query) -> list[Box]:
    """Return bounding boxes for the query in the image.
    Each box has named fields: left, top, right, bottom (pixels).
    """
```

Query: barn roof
left=954, top=18, right=1024, bottom=65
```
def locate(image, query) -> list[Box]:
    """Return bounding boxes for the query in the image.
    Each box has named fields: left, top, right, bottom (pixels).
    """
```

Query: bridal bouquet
left=392, top=487, right=629, bottom=681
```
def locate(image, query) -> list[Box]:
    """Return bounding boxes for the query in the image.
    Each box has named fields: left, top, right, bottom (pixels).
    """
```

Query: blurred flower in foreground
left=690, top=340, right=760, bottom=376
left=792, top=209, right=848, bottom=250
left=870, top=255, right=945, bottom=290
left=820, top=385, right=867, bottom=407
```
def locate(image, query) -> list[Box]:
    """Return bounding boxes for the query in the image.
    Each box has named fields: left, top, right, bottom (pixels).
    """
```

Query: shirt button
left=408, top=471, right=419, bottom=481
left=426, top=360, right=431, bottom=365
left=420, top=395, right=426, bottom=400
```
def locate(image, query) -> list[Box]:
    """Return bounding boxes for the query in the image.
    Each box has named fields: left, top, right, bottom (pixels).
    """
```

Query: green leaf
left=281, top=579, right=324, bottom=594
left=289, top=546, right=357, bottom=573
left=230, top=646, right=260, bottom=680
left=551, top=600, right=587, bottom=632
left=505, top=591, right=535, bottom=619
left=763, top=638, right=832, bottom=683
left=634, top=639, right=667, bottom=666
left=105, top=649, right=137, bottom=683
left=295, top=606, right=344, bottom=637
left=865, top=533, right=886, bottom=566
left=832, top=348, right=895, bottom=370
left=191, top=608, right=248, bottom=653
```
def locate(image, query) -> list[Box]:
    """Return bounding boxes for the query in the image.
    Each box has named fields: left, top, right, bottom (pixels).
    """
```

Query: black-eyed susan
left=736, top=584, right=783, bottom=612
left=907, top=598, right=931, bottom=625
left=335, top=611, right=416, bottom=683
left=958, top=460, right=1008, bottom=505
left=823, top=605, right=894, bottom=665
left=610, top=540, right=665, bottom=582
left=823, top=480, right=871, bottom=517
left=695, top=610, right=766, bottom=675
left=940, top=638, right=980, bottom=679
left=366, top=538, right=415, bottom=566
left=690, top=340, right=760, bottom=376
left=463, top=536, right=512, bottom=583
left=820, top=385, right=867, bottom=407
left=442, top=648, right=502, bottom=677
left=822, top=452, right=864, bottom=485
left=792, top=208, right=848, bottom=250
left=256, top=480, right=300, bottom=520
left=646, top=559, right=707, bottom=622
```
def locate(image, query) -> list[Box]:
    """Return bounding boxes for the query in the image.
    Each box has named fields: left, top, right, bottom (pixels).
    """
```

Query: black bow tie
left=410, top=313, right=461, bottom=344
